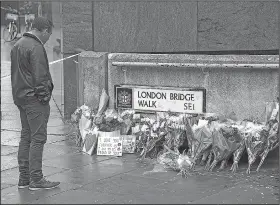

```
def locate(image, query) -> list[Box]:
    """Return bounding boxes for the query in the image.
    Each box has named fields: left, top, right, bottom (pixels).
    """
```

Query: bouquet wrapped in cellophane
left=205, top=120, right=244, bottom=172
left=244, top=122, right=269, bottom=174
left=255, top=120, right=278, bottom=172
left=190, top=121, right=212, bottom=169
left=71, top=104, right=93, bottom=147
left=165, top=114, right=190, bottom=154
left=186, top=113, right=218, bottom=168
left=157, top=145, right=194, bottom=178
left=133, top=117, right=153, bottom=153
left=245, top=101, right=279, bottom=174
left=94, top=109, right=123, bottom=132
left=230, top=121, right=254, bottom=173
left=135, top=112, right=192, bottom=160
left=137, top=116, right=169, bottom=160
left=119, top=109, right=136, bottom=135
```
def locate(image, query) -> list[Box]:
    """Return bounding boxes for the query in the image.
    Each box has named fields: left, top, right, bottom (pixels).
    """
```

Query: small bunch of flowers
left=94, top=109, right=123, bottom=132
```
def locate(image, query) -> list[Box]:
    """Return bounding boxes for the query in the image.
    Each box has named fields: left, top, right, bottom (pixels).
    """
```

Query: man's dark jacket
left=10, top=33, right=53, bottom=105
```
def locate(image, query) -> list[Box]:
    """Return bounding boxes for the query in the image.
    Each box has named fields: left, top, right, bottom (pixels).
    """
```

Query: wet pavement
left=1, top=29, right=279, bottom=204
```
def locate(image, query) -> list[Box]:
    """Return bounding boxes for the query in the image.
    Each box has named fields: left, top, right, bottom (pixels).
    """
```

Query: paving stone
left=30, top=190, right=116, bottom=204
left=191, top=183, right=279, bottom=204
left=104, top=195, right=149, bottom=204
left=1, top=183, right=14, bottom=190
left=1, top=91, right=15, bottom=97
left=1, top=182, right=81, bottom=204
left=79, top=171, right=160, bottom=196
left=1, top=103, right=18, bottom=111
left=1, top=85, right=12, bottom=91
left=1, top=145, right=18, bottom=156
left=112, top=173, right=166, bottom=187
left=46, top=134, right=67, bottom=144
left=136, top=193, right=190, bottom=204
left=1, top=154, right=18, bottom=171
left=1, top=166, right=69, bottom=185
left=109, top=177, right=169, bottom=197
left=1, top=119, right=22, bottom=131
left=42, top=152, right=98, bottom=169
left=123, top=164, right=168, bottom=177
left=1, top=131, right=20, bottom=146
left=50, top=138, right=77, bottom=147
left=80, top=180, right=132, bottom=195
left=48, top=163, right=134, bottom=186
left=148, top=176, right=236, bottom=203
left=47, top=125, right=71, bottom=135
left=1, top=109, right=20, bottom=120
left=100, top=155, right=152, bottom=170
left=42, top=143, right=80, bottom=160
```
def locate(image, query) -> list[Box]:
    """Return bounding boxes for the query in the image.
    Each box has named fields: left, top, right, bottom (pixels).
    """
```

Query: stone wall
left=61, top=0, right=279, bottom=119
left=197, top=1, right=279, bottom=51
left=107, top=53, right=279, bottom=121
left=93, top=1, right=197, bottom=52
left=61, top=1, right=92, bottom=54
left=61, top=1, right=278, bottom=54
left=92, top=1, right=278, bottom=52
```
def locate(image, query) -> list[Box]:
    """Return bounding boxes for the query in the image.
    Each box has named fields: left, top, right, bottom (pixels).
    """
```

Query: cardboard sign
left=82, top=128, right=99, bottom=155
left=97, top=131, right=123, bottom=156
left=115, top=85, right=206, bottom=114
left=122, top=135, right=136, bottom=153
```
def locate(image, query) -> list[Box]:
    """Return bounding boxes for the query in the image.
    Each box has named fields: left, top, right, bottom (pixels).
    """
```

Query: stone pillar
left=61, top=1, right=93, bottom=119
left=77, top=52, right=108, bottom=111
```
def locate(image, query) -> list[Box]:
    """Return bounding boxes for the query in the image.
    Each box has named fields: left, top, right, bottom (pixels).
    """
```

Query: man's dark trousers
left=17, top=101, right=50, bottom=182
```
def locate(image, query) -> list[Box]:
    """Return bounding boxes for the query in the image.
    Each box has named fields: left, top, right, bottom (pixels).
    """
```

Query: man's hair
left=31, top=17, right=54, bottom=33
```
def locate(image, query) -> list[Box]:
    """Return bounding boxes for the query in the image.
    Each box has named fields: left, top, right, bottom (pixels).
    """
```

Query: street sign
left=115, top=85, right=206, bottom=114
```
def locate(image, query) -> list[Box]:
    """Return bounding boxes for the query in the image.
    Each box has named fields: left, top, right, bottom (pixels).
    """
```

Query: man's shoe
left=18, top=179, right=30, bottom=189
left=29, top=177, right=60, bottom=191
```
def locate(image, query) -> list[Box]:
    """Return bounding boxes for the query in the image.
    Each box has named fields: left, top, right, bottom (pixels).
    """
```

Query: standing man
left=10, top=17, right=60, bottom=191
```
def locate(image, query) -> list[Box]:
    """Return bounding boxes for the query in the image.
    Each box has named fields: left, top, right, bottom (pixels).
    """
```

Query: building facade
left=58, top=1, right=279, bottom=118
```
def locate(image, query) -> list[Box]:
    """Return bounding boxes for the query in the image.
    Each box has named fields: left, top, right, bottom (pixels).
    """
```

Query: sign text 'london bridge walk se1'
left=115, top=85, right=206, bottom=114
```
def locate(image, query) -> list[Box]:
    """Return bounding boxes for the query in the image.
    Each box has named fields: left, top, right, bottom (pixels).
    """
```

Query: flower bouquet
left=230, top=121, right=249, bottom=173
left=216, top=124, right=243, bottom=170
left=190, top=123, right=212, bottom=169
left=94, top=109, right=123, bottom=132
left=253, top=102, right=279, bottom=173
left=119, top=109, right=136, bottom=135
left=139, top=118, right=169, bottom=160
left=157, top=145, right=194, bottom=178
left=133, top=119, right=152, bottom=153
left=166, top=114, right=189, bottom=154
left=256, top=120, right=279, bottom=172
left=244, top=122, right=269, bottom=174
left=205, top=120, right=243, bottom=172
left=75, top=105, right=93, bottom=147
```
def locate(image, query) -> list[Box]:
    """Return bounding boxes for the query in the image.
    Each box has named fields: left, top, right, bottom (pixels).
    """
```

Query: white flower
left=141, top=124, right=149, bottom=132
left=160, top=121, right=166, bottom=128
left=133, top=114, right=141, bottom=120
left=150, top=119, right=155, bottom=124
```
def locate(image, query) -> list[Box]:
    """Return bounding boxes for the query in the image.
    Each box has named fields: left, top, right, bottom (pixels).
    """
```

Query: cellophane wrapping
left=244, top=123, right=269, bottom=165
left=191, top=124, right=212, bottom=165
left=208, top=121, right=243, bottom=171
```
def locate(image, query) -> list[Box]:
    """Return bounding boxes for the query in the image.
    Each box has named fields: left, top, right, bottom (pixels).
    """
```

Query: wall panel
left=93, top=1, right=197, bottom=52
left=197, top=1, right=278, bottom=51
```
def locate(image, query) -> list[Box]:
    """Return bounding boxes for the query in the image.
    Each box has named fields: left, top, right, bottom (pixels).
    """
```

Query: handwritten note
left=97, top=136, right=123, bottom=156
left=122, top=135, right=136, bottom=154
